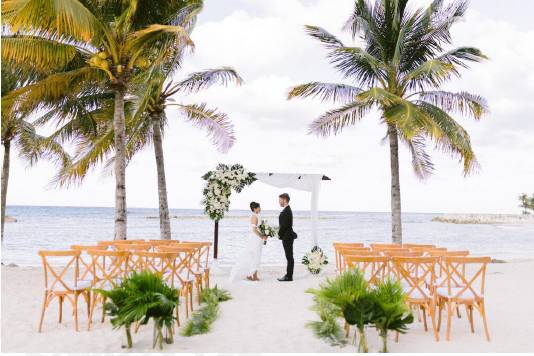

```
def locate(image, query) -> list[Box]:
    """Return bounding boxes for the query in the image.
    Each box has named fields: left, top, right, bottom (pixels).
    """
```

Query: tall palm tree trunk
left=113, top=87, right=127, bottom=240
left=151, top=114, right=171, bottom=240
left=1, top=139, right=11, bottom=242
left=388, top=124, right=402, bottom=244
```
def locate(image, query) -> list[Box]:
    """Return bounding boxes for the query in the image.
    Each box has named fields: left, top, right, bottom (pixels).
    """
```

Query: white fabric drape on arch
left=253, top=173, right=327, bottom=246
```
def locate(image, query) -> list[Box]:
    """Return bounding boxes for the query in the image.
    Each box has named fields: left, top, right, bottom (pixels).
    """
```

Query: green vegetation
left=289, top=0, right=488, bottom=243
left=307, top=269, right=413, bottom=353
left=95, top=270, right=179, bottom=349
left=181, top=285, right=232, bottom=337
left=518, top=193, right=534, bottom=214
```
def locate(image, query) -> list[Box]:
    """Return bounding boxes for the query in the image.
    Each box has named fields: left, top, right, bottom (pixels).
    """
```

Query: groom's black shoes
left=277, top=275, right=293, bottom=282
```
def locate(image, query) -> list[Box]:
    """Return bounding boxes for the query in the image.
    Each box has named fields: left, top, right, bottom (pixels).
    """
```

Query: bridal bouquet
left=302, top=246, right=328, bottom=275
left=258, top=220, right=278, bottom=245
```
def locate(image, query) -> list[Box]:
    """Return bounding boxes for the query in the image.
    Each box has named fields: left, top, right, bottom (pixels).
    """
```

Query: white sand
left=2, top=261, right=534, bottom=352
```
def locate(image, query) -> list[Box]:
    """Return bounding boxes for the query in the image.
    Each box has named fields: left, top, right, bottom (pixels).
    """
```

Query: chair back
left=38, top=250, right=82, bottom=292
left=70, top=245, right=108, bottom=281
left=157, top=246, right=196, bottom=288
left=345, top=255, right=389, bottom=285
left=382, top=250, right=423, bottom=257
left=132, top=251, right=178, bottom=286
left=334, top=246, right=369, bottom=271
left=180, top=241, right=211, bottom=271
left=392, top=256, right=438, bottom=300
left=87, top=250, right=129, bottom=289
left=441, top=256, right=491, bottom=300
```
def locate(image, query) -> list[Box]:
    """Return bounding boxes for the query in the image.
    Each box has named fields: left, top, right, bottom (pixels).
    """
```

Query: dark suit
left=278, top=205, right=297, bottom=279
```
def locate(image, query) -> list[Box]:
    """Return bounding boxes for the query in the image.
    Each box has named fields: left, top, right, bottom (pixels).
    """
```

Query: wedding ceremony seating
left=37, top=240, right=212, bottom=332
left=332, top=241, right=490, bottom=342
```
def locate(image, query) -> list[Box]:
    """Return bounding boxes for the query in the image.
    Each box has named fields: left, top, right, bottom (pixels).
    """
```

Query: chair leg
left=101, top=296, right=107, bottom=323
left=445, top=301, right=453, bottom=341
left=38, top=292, right=49, bottom=332
left=88, top=293, right=98, bottom=331
left=479, top=301, right=491, bottom=341
left=421, top=306, right=428, bottom=331
left=437, top=300, right=443, bottom=332
left=73, top=293, right=80, bottom=332
left=429, top=303, right=439, bottom=342
left=176, top=305, right=181, bottom=326
left=395, top=331, right=400, bottom=343
left=58, top=296, right=64, bottom=323
left=467, top=305, right=475, bottom=333
left=456, top=306, right=462, bottom=319
left=85, top=291, right=91, bottom=318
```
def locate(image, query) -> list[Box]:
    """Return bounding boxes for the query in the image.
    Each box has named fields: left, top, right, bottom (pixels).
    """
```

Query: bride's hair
left=249, top=202, right=260, bottom=211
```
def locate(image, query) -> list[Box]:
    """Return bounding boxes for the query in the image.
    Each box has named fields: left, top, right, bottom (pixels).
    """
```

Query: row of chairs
left=37, top=240, right=211, bottom=333
left=333, top=242, right=491, bottom=342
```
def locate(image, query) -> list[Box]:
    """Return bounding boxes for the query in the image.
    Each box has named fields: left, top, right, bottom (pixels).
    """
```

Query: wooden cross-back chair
left=338, top=251, right=377, bottom=273
left=114, top=243, right=152, bottom=271
left=37, top=250, right=91, bottom=332
left=86, top=250, right=130, bottom=330
left=180, top=241, right=212, bottom=289
left=391, top=256, right=440, bottom=341
left=158, top=246, right=197, bottom=322
left=70, top=245, right=108, bottom=283
left=172, top=242, right=206, bottom=303
left=336, top=247, right=372, bottom=273
left=333, top=243, right=364, bottom=271
left=133, top=251, right=177, bottom=285
left=436, top=256, right=491, bottom=341
left=344, top=255, right=389, bottom=285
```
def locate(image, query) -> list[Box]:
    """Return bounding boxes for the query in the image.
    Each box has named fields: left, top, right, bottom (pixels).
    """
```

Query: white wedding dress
left=229, top=213, right=264, bottom=282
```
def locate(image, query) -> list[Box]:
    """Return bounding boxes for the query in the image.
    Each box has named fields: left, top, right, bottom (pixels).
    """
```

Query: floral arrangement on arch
left=302, top=246, right=329, bottom=275
left=201, top=163, right=256, bottom=221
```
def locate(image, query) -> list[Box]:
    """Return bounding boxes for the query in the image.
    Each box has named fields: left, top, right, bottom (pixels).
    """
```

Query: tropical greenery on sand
left=306, top=269, right=413, bottom=353
left=181, top=285, right=232, bottom=336
left=1, top=0, right=241, bottom=240
left=95, top=270, right=180, bottom=349
left=1, top=63, right=70, bottom=241
left=289, top=0, right=488, bottom=243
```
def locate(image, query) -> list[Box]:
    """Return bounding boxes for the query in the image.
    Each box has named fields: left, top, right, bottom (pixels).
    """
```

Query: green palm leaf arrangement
left=370, top=279, right=414, bottom=353
left=95, top=270, right=179, bottom=349
left=306, top=269, right=413, bottom=353
left=181, top=285, right=232, bottom=337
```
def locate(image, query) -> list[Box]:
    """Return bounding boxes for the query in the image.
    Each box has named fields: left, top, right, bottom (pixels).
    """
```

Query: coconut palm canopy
left=289, top=0, right=488, bottom=243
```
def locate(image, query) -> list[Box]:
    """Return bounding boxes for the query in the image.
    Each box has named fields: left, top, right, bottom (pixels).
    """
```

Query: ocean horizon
left=3, top=205, right=534, bottom=266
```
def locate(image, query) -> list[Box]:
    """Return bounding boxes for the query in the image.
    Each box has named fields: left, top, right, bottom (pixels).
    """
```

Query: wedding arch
left=201, top=163, right=331, bottom=258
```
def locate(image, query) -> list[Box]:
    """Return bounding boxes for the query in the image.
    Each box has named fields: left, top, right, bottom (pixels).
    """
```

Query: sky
left=4, top=0, right=534, bottom=214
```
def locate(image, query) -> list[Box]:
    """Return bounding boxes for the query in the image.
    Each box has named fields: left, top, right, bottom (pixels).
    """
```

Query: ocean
left=3, top=205, right=534, bottom=266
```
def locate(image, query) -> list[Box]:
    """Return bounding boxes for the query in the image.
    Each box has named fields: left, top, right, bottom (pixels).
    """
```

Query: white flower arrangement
left=202, top=164, right=256, bottom=221
left=258, top=219, right=279, bottom=245
left=302, top=246, right=329, bottom=275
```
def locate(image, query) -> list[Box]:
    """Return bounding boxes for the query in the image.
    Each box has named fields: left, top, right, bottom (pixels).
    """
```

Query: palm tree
left=2, top=0, right=196, bottom=239
left=1, top=63, right=69, bottom=241
left=50, top=67, right=242, bottom=240
left=288, top=0, right=488, bottom=243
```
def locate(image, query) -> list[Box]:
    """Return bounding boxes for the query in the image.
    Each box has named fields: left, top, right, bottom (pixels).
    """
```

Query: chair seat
left=436, top=287, right=481, bottom=300
left=403, top=285, right=432, bottom=300
left=47, top=280, right=92, bottom=292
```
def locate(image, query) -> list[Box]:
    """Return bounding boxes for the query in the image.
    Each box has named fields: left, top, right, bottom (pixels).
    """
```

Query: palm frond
left=1, top=36, right=83, bottom=71
left=176, top=103, right=235, bottom=153
left=417, top=101, right=478, bottom=175
left=437, top=47, right=488, bottom=68
left=309, top=101, right=372, bottom=137
left=2, top=0, right=103, bottom=42
left=169, top=67, right=243, bottom=95
left=418, top=90, right=488, bottom=120
left=288, top=82, right=362, bottom=103
left=304, top=25, right=344, bottom=50
left=328, top=47, right=386, bottom=87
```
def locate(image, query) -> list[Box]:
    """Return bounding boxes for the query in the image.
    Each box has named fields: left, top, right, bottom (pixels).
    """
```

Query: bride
left=229, top=201, right=267, bottom=282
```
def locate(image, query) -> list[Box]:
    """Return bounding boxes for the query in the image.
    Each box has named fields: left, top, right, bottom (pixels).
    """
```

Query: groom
left=277, top=193, right=297, bottom=282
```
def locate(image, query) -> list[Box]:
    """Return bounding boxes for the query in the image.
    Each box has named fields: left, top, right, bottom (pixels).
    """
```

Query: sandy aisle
left=2, top=261, right=534, bottom=352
